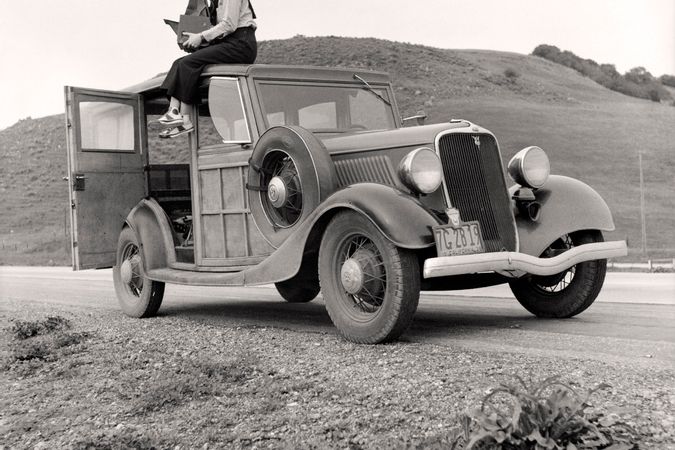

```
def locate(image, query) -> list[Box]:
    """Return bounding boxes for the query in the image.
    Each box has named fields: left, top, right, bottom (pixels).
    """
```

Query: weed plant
left=451, top=376, right=638, bottom=450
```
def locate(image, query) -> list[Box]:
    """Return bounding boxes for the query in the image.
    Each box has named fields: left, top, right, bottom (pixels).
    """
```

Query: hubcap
left=120, top=246, right=143, bottom=297
left=267, top=176, right=288, bottom=208
left=340, top=258, right=364, bottom=294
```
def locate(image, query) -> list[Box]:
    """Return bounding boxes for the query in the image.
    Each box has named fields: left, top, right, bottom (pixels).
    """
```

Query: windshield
left=257, top=82, right=397, bottom=133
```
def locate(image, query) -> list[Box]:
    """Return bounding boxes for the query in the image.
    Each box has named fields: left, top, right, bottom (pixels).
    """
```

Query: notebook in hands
left=164, top=15, right=212, bottom=49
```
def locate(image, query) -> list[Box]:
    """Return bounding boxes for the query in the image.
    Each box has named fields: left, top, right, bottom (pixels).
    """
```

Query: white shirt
left=202, top=0, right=257, bottom=42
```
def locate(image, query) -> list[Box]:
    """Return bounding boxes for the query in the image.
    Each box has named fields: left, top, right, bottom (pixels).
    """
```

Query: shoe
left=159, top=123, right=194, bottom=139
left=158, top=108, right=184, bottom=126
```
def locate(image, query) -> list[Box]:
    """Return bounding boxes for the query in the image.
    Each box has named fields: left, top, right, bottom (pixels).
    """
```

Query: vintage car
left=64, top=64, right=627, bottom=344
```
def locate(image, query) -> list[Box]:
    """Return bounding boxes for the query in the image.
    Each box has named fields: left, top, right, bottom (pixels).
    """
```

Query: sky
left=0, top=0, right=673, bottom=130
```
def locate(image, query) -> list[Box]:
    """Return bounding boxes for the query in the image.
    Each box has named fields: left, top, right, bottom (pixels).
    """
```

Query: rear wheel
left=112, top=227, right=165, bottom=318
left=275, top=279, right=320, bottom=303
left=509, top=230, right=606, bottom=318
left=319, top=211, right=420, bottom=344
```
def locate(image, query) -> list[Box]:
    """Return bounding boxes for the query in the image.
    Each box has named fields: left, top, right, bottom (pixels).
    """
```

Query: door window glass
left=79, top=102, right=135, bottom=151
left=208, top=78, right=251, bottom=143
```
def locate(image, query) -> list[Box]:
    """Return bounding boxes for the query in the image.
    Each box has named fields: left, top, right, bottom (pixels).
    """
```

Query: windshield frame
left=253, top=79, right=399, bottom=134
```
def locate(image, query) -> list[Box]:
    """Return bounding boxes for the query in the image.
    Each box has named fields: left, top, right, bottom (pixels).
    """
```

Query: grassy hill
left=1, top=36, right=673, bottom=265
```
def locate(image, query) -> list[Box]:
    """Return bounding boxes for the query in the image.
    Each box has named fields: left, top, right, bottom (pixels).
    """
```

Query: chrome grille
left=437, top=133, right=516, bottom=252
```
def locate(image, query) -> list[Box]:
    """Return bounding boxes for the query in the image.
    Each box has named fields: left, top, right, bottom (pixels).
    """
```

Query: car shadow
left=156, top=293, right=540, bottom=341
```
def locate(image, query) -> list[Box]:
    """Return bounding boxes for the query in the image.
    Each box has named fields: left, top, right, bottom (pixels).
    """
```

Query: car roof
left=126, top=64, right=391, bottom=96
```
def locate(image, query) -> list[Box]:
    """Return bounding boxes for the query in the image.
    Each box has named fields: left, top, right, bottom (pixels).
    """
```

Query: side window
left=79, top=102, right=135, bottom=151
left=206, top=77, right=251, bottom=144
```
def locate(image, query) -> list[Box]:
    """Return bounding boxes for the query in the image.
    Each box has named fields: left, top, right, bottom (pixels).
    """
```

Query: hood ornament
left=473, top=136, right=481, bottom=148
left=445, top=208, right=461, bottom=227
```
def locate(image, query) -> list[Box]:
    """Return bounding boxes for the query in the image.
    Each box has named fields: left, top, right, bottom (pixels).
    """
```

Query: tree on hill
left=532, top=44, right=671, bottom=103
left=658, top=74, right=675, bottom=88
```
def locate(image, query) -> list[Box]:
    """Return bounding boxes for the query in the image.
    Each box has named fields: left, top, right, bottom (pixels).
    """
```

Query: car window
left=79, top=102, right=135, bottom=151
left=258, top=82, right=396, bottom=133
left=207, top=77, right=251, bottom=144
left=298, top=101, right=337, bottom=129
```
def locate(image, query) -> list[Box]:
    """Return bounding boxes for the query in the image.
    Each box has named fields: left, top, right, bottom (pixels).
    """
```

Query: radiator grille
left=437, top=133, right=516, bottom=252
left=334, top=155, right=396, bottom=187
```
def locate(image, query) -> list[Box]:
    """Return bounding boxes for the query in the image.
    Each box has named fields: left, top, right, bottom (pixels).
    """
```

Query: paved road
left=1, top=267, right=673, bottom=367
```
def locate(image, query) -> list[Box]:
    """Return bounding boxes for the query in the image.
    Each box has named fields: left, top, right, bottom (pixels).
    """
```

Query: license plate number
left=433, top=221, right=484, bottom=257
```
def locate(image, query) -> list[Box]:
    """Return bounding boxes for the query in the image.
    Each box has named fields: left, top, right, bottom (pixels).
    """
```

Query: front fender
left=125, top=198, right=176, bottom=271
left=318, top=183, right=441, bottom=249
left=512, top=175, right=615, bottom=256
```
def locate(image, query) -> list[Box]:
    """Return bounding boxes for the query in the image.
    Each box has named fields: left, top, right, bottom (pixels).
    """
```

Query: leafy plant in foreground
left=452, top=376, right=638, bottom=450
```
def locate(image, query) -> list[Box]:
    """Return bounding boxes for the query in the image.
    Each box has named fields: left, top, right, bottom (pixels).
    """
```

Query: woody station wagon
left=64, top=65, right=627, bottom=343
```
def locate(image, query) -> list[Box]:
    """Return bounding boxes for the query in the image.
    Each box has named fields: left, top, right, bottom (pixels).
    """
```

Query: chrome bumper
left=423, top=241, right=628, bottom=279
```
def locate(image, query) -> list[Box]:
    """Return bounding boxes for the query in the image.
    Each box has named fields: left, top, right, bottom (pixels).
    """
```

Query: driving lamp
left=507, top=146, right=550, bottom=189
left=398, top=147, right=443, bottom=194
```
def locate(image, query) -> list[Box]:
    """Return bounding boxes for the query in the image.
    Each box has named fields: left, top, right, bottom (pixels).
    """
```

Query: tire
left=247, top=126, right=337, bottom=248
left=509, top=230, right=607, bottom=318
left=275, top=279, right=320, bottom=303
left=318, top=211, right=421, bottom=344
left=112, top=227, right=165, bottom=318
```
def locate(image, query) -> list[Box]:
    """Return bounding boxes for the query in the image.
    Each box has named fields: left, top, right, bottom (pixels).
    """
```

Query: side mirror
left=401, top=110, right=427, bottom=126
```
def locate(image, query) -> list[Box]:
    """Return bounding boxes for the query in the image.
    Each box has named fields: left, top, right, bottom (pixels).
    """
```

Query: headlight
left=398, top=147, right=443, bottom=194
left=507, top=146, right=550, bottom=189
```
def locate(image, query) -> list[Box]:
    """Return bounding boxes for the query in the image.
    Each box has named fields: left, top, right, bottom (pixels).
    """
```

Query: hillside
left=1, top=36, right=673, bottom=265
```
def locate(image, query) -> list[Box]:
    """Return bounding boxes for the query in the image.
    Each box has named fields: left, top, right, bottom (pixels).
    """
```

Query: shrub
left=452, top=376, right=638, bottom=449
left=11, top=316, right=71, bottom=340
left=532, top=45, right=672, bottom=102
left=660, top=74, right=675, bottom=88
left=504, top=68, right=520, bottom=81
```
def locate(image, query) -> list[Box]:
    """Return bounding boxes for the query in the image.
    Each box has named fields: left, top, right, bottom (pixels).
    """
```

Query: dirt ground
left=1, top=299, right=673, bottom=449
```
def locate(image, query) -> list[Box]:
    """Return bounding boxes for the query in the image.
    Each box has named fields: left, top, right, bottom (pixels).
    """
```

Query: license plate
left=433, top=221, right=484, bottom=257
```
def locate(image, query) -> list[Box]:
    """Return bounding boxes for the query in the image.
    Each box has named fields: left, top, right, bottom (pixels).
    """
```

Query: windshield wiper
left=353, top=74, right=391, bottom=106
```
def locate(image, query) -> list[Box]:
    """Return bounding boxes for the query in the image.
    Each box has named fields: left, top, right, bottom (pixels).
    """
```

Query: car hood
left=320, top=122, right=471, bottom=153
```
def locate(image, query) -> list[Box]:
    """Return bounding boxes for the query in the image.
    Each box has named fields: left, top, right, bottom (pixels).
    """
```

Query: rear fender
left=124, top=198, right=176, bottom=271
left=513, top=175, right=615, bottom=256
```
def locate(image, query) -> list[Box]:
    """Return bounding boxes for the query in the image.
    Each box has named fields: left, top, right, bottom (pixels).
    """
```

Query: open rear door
left=65, top=87, right=147, bottom=270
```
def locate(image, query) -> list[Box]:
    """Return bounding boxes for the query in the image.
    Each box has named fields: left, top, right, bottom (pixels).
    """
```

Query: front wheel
left=112, top=227, right=165, bottom=318
left=509, top=230, right=607, bottom=318
left=319, top=211, right=421, bottom=344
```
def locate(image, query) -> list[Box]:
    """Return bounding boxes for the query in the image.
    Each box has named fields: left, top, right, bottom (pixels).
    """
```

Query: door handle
left=73, top=173, right=87, bottom=191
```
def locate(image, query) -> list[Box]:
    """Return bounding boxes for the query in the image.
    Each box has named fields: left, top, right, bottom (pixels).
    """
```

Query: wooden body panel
left=193, top=149, right=274, bottom=267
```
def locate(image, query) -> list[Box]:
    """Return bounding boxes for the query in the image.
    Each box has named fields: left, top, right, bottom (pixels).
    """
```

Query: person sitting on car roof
left=158, top=0, right=257, bottom=139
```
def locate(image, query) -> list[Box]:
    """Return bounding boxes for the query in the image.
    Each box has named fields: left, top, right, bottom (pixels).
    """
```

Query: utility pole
left=638, top=152, right=647, bottom=256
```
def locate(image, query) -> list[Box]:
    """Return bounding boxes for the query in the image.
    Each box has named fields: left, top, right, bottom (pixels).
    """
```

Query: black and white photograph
left=0, top=0, right=673, bottom=448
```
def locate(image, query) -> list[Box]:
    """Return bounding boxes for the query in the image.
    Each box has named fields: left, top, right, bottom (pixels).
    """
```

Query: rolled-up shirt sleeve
left=202, top=0, right=241, bottom=42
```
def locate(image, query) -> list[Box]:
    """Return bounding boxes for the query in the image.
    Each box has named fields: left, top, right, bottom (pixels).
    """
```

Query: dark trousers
left=161, top=26, right=257, bottom=104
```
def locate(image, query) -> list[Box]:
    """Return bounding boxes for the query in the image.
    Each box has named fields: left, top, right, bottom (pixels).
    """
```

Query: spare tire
left=247, top=126, right=337, bottom=248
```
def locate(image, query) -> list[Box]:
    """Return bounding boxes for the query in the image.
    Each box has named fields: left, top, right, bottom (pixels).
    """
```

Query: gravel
left=1, top=300, right=673, bottom=449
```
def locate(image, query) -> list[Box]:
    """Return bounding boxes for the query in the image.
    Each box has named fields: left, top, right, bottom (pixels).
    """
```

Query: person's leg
left=159, top=30, right=257, bottom=138
left=158, top=97, right=183, bottom=125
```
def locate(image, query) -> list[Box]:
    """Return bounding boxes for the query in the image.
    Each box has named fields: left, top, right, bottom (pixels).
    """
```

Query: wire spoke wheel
left=337, top=234, right=387, bottom=314
left=532, top=234, right=577, bottom=293
left=260, top=150, right=304, bottom=228
left=319, top=211, right=420, bottom=344
left=113, top=228, right=165, bottom=318
left=120, top=243, right=144, bottom=298
left=508, top=230, right=607, bottom=318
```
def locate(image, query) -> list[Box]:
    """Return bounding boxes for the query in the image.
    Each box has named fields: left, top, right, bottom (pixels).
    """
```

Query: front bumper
left=423, top=240, right=627, bottom=279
